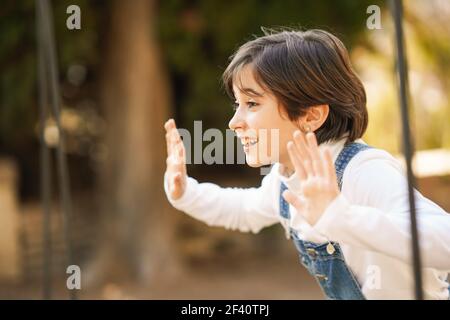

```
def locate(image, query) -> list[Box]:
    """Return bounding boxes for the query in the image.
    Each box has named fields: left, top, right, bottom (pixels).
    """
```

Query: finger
left=301, top=132, right=318, bottom=177
left=324, top=148, right=337, bottom=185
left=293, top=130, right=309, bottom=161
left=166, top=119, right=179, bottom=141
left=165, top=119, right=177, bottom=156
left=287, top=141, right=306, bottom=180
left=164, top=120, right=170, bottom=132
left=169, top=124, right=182, bottom=157
left=294, top=131, right=314, bottom=177
left=306, top=132, right=324, bottom=177
left=178, top=140, right=185, bottom=160
left=172, top=122, right=182, bottom=142
left=170, top=123, right=185, bottom=155
left=169, top=130, right=178, bottom=159
left=282, top=190, right=306, bottom=212
left=164, top=118, right=175, bottom=132
left=175, top=140, right=186, bottom=166
left=165, top=132, right=172, bottom=157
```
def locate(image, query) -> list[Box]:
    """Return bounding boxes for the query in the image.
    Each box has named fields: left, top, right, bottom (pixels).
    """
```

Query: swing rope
left=36, top=0, right=52, bottom=299
left=389, top=0, right=424, bottom=300
left=36, top=0, right=77, bottom=300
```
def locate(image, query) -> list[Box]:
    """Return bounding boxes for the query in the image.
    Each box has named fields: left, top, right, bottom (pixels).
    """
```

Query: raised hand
left=164, top=119, right=187, bottom=200
left=282, top=130, right=340, bottom=226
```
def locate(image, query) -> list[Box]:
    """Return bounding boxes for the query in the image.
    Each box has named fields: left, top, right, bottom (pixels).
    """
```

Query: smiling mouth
left=241, top=138, right=258, bottom=149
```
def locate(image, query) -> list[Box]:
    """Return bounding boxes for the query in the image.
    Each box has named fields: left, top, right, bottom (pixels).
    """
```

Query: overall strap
left=279, top=182, right=290, bottom=219
left=280, top=142, right=372, bottom=300
left=334, top=142, right=372, bottom=191
left=279, top=142, right=372, bottom=219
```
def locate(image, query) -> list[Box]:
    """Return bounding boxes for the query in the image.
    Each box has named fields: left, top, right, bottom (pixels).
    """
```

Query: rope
left=389, top=0, right=424, bottom=300
left=36, top=0, right=52, bottom=299
left=36, top=0, right=77, bottom=300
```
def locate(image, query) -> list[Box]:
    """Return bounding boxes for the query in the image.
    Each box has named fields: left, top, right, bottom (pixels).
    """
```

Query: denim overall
left=279, top=142, right=371, bottom=300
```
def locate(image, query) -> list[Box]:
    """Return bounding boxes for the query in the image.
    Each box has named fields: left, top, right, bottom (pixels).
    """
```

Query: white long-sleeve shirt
left=164, top=137, right=450, bottom=299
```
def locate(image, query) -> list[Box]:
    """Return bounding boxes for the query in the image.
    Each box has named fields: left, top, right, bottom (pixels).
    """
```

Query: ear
left=303, top=104, right=329, bottom=131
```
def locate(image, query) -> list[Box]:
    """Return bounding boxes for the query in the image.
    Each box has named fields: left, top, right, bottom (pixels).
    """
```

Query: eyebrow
left=235, top=87, right=265, bottom=98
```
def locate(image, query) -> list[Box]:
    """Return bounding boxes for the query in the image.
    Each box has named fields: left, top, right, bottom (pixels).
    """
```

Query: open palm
left=282, top=131, right=340, bottom=226
left=164, top=119, right=187, bottom=200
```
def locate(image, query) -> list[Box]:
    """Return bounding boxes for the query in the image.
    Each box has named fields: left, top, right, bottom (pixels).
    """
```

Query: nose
left=228, top=108, right=246, bottom=132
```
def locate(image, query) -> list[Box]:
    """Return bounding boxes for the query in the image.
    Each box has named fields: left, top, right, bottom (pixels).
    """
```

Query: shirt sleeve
left=313, top=149, right=450, bottom=270
left=164, top=168, right=280, bottom=233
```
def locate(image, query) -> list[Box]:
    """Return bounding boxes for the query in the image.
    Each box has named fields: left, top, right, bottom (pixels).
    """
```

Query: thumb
left=282, top=190, right=305, bottom=212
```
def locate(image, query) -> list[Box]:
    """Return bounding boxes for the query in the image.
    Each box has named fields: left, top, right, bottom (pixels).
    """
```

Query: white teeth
left=241, top=138, right=258, bottom=147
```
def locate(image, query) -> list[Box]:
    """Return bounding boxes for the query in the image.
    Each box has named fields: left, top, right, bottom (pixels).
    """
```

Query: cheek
left=263, top=129, right=289, bottom=162
left=246, top=111, right=267, bottom=128
left=261, top=117, right=293, bottom=155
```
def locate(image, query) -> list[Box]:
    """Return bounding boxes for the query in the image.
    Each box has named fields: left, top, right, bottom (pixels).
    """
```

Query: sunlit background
left=0, top=0, right=449, bottom=299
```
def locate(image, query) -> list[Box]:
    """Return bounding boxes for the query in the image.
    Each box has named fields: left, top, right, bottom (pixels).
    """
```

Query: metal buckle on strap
left=326, top=242, right=336, bottom=255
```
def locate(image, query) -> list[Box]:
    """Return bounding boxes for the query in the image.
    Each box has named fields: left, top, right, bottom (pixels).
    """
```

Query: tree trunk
left=89, top=0, right=182, bottom=286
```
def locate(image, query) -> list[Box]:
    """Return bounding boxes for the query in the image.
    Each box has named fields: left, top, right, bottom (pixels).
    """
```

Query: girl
left=163, top=29, right=450, bottom=299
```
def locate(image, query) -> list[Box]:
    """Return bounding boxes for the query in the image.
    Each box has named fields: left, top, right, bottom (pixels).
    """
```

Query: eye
left=247, top=101, right=259, bottom=109
left=231, top=100, right=259, bottom=111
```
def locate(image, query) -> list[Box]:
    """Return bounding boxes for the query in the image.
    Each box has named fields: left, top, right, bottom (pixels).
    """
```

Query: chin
left=245, top=155, right=272, bottom=168
left=246, top=160, right=262, bottom=168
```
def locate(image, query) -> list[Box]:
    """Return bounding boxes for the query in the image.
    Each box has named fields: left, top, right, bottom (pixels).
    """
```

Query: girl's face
left=228, top=64, right=299, bottom=168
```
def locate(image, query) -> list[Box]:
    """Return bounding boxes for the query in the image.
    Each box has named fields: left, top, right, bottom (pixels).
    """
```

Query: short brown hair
left=222, top=28, right=368, bottom=144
